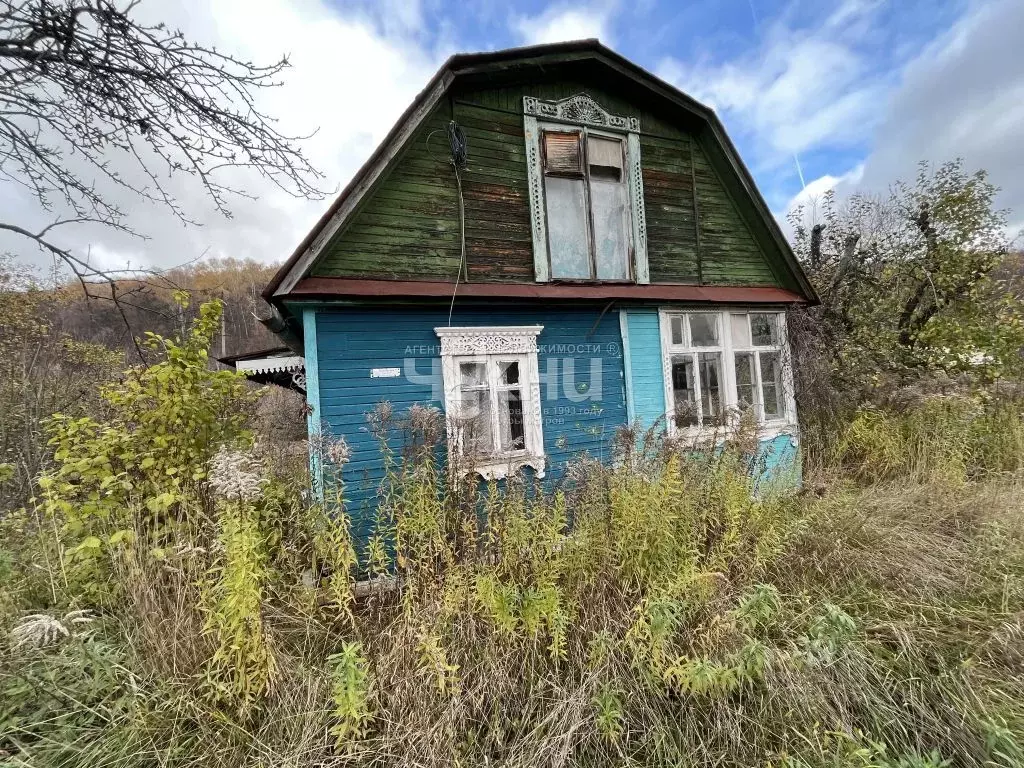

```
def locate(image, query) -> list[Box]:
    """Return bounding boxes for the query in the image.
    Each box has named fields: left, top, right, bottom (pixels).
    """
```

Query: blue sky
left=3, top=0, right=1021, bottom=272
left=373, top=0, right=972, bottom=213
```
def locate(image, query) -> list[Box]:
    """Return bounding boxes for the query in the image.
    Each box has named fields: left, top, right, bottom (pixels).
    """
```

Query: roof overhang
left=263, top=39, right=818, bottom=307
left=286, top=277, right=809, bottom=304
left=218, top=348, right=307, bottom=392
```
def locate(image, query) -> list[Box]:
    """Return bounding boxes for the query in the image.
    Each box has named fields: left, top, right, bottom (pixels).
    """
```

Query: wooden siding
left=621, top=308, right=666, bottom=430
left=311, top=72, right=782, bottom=288
left=310, top=304, right=628, bottom=545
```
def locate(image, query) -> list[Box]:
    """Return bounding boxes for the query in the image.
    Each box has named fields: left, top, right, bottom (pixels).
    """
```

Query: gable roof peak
left=263, top=40, right=816, bottom=304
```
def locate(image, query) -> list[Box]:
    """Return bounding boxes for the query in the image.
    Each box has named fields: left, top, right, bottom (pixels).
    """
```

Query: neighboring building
left=255, top=40, right=817, bottom=535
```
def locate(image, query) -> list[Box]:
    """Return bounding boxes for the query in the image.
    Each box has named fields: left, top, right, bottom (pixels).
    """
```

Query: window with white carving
left=435, top=326, right=545, bottom=479
left=542, top=129, right=631, bottom=281
left=660, top=310, right=794, bottom=435
left=523, top=94, right=648, bottom=285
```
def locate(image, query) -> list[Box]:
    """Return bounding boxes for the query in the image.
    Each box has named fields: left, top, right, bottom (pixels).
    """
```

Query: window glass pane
left=734, top=352, right=756, bottom=411
left=498, top=389, right=525, bottom=451
left=592, top=178, right=630, bottom=280
left=689, top=313, right=719, bottom=346
left=759, top=351, right=784, bottom=419
left=670, top=316, right=684, bottom=346
left=543, top=131, right=582, bottom=174
left=460, top=388, right=493, bottom=455
left=671, top=355, right=698, bottom=427
left=459, top=361, right=487, bottom=388
left=699, top=352, right=723, bottom=425
left=499, top=360, right=519, bottom=386
left=587, top=135, right=623, bottom=179
left=730, top=313, right=751, bottom=347
left=751, top=313, right=778, bottom=346
left=545, top=176, right=591, bottom=279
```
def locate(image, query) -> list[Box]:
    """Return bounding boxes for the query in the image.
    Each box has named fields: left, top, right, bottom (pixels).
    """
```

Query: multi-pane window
left=664, top=312, right=726, bottom=429
left=436, top=326, right=545, bottom=480
left=455, top=358, right=528, bottom=457
left=542, top=129, right=631, bottom=281
left=730, top=312, right=787, bottom=423
left=662, top=310, right=792, bottom=434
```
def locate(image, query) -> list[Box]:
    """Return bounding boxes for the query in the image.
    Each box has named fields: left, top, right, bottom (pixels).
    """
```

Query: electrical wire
left=446, top=120, right=468, bottom=326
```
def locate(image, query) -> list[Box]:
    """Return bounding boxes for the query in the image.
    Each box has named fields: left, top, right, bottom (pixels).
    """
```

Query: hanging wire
left=446, top=120, right=468, bottom=326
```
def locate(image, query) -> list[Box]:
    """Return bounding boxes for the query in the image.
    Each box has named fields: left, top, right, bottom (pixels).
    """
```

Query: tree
left=0, top=0, right=322, bottom=295
left=788, top=159, right=1024, bottom=402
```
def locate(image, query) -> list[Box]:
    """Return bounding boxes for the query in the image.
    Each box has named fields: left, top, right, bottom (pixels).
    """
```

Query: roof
left=217, top=346, right=307, bottom=392
left=264, top=39, right=818, bottom=305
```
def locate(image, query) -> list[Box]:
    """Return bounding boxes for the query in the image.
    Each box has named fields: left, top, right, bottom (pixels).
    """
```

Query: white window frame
left=435, top=326, right=545, bottom=480
left=523, top=94, right=648, bottom=284
left=659, top=309, right=797, bottom=440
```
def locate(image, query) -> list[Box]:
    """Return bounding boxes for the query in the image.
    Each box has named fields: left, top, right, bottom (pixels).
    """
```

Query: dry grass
left=4, top=402, right=1024, bottom=767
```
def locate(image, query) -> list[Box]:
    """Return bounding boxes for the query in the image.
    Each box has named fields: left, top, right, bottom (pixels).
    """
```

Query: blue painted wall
left=303, top=301, right=801, bottom=549
left=752, top=432, right=802, bottom=491
left=306, top=303, right=627, bottom=542
left=620, top=308, right=666, bottom=432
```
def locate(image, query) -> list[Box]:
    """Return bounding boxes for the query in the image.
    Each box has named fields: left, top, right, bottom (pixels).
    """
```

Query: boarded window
left=543, top=131, right=583, bottom=174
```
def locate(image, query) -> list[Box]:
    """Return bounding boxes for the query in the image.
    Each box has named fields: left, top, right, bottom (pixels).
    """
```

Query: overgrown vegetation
left=2, top=160, right=1023, bottom=766
left=0, top=297, right=1023, bottom=767
left=788, top=160, right=1024, bottom=457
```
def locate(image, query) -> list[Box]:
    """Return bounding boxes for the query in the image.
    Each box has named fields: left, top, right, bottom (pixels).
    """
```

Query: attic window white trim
left=523, top=94, right=649, bottom=284
left=435, top=326, right=546, bottom=481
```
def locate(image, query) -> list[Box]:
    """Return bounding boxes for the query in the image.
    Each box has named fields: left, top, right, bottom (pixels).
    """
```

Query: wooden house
left=257, top=40, right=818, bottom=532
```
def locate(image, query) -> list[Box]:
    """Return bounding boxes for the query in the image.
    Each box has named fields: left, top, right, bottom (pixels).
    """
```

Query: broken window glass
left=496, top=360, right=525, bottom=452
left=759, top=351, right=784, bottom=419
left=734, top=352, right=756, bottom=411
left=671, top=355, right=698, bottom=427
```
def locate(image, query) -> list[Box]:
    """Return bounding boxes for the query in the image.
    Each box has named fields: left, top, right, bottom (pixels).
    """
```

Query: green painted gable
left=311, top=71, right=788, bottom=290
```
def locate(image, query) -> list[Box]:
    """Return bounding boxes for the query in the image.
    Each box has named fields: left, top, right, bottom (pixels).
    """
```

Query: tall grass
left=3, top=396, right=1024, bottom=767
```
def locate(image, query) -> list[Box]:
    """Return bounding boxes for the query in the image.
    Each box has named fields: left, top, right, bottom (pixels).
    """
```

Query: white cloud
left=858, top=0, right=1024, bottom=225
left=784, top=165, right=865, bottom=216
left=657, top=6, right=885, bottom=167
left=513, top=3, right=616, bottom=47
left=1, top=0, right=443, bottom=274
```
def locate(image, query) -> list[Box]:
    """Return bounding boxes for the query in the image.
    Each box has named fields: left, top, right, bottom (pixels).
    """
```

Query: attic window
left=523, top=94, right=648, bottom=284
left=541, top=129, right=631, bottom=281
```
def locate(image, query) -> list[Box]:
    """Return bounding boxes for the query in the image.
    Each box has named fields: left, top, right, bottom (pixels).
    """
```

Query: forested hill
left=5, top=257, right=284, bottom=362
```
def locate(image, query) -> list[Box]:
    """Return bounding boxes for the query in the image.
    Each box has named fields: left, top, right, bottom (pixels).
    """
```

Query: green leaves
left=38, top=300, right=258, bottom=557
left=328, top=641, right=374, bottom=745
left=790, top=159, right=1024, bottom=399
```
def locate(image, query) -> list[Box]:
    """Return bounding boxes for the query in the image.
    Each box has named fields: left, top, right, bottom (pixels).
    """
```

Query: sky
left=3, top=0, right=1023, bottom=275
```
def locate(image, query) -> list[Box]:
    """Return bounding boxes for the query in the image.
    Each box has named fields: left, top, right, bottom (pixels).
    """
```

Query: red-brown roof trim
left=288, top=277, right=809, bottom=304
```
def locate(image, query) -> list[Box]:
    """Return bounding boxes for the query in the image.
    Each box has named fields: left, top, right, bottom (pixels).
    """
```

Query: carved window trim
left=435, top=325, right=546, bottom=480
left=523, top=94, right=648, bottom=284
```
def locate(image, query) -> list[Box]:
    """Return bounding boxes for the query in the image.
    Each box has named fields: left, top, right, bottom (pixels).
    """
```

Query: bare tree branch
left=0, top=0, right=324, bottom=335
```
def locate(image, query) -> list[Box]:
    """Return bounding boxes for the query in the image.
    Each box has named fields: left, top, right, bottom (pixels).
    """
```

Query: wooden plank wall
left=311, top=74, right=780, bottom=287
left=312, top=303, right=628, bottom=547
